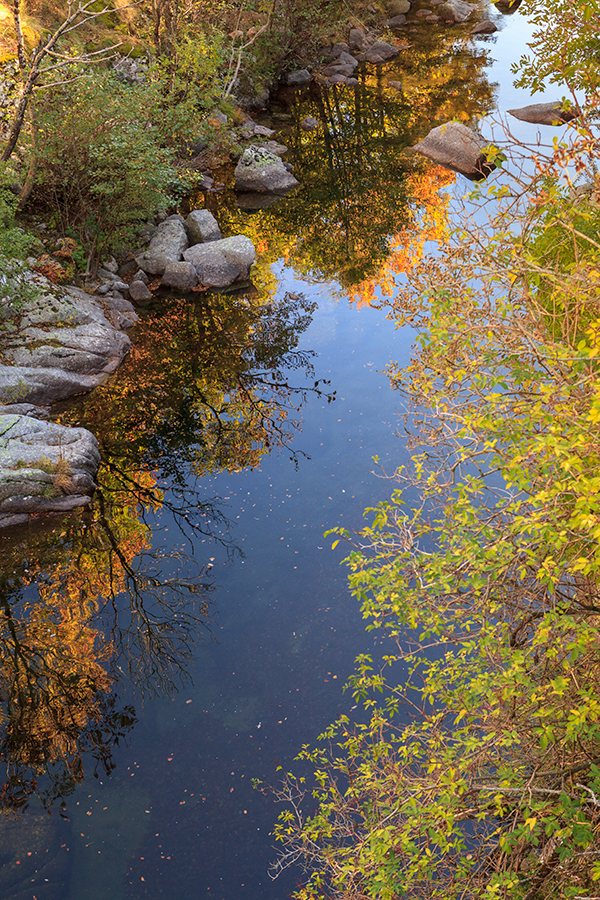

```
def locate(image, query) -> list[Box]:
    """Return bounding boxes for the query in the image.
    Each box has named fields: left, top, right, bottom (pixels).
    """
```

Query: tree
left=2, top=0, right=123, bottom=165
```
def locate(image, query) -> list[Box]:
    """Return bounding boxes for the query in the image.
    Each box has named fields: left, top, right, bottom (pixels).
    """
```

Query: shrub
left=32, top=70, right=181, bottom=267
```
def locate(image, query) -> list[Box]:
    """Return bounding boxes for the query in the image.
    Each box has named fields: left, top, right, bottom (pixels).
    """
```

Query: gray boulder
left=0, top=414, right=100, bottom=526
left=383, top=15, right=407, bottom=28
left=263, top=140, right=289, bottom=156
left=338, top=51, right=358, bottom=68
left=0, top=365, right=108, bottom=406
left=349, top=28, right=373, bottom=50
left=0, top=403, right=48, bottom=419
left=235, top=145, right=299, bottom=193
left=136, top=216, right=189, bottom=275
left=0, top=278, right=131, bottom=405
left=3, top=286, right=130, bottom=377
left=161, top=260, right=198, bottom=292
left=128, top=279, right=153, bottom=303
left=323, top=63, right=357, bottom=78
left=507, top=101, right=579, bottom=125
left=185, top=209, right=222, bottom=244
left=285, top=69, right=312, bottom=86
left=301, top=116, right=320, bottom=131
left=361, top=41, right=400, bottom=63
left=102, top=293, right=139, bottom=329
left=438, top=0, right=475, bottom=21
left=471, top=19, right=498, bottom=33
left=413, top=122, right=495, bottom=180
left=183, top=236, right=256, bottom=290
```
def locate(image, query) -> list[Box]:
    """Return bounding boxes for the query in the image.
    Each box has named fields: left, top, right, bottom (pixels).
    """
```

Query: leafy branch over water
left=264, top=62, right=600, bottom=900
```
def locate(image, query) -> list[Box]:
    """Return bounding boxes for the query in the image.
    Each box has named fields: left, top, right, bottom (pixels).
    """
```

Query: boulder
left=254, top=124, right=275, bottom=137
left=331, top=42, right=349, bottom=56
left=262, top=140, right=289, bottom=156
left=285, top=69, right=312, bottom=86
left=183, top=236, right=255, bottom=290
left=3, top=285, right=130, bottom=372
left=0, top=414, right=100, bottom=526
left=102, top=256, right=119, bottom=274
left=323, top=63, right=356, bottom=78
left=412, top=122, right=496, bottom=180
left=135, top=216, right=189, bottom=275
left=301, top=116, right=320, bottom=131
left=132, top=269, right=149, bottom=284
left=437, top=0, right=475, bottom=21
left=507, top=101, right=579, bottom=125
left=388, top=0, right=411, bottom=13
left=0, top=403, right=48, bottom=419
left=471, top=19, right=498, bottom=33
left=349, top=28, right=373, bottom=50
left=128, top=279, right=153, bottom=303
left=102, top=293, right=139, bottom=329
left=338, top=51, right=359, bottom=68
left=0, top=278, right=131, bottom=405
left=383, top=15, right=407, bottom=28
left=235, top=145, right=299, bottom=193
left=0, top=365, right=109, bottom=406
left=161, top=260, right=198, bottom=292
left=185, top=209, right=222, bottom=244
left=361, top=41, right=400, bottom=63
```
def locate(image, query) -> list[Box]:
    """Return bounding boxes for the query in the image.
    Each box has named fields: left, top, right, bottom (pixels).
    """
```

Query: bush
left=264, top=93, right=600, bottom=900
left=32, top=70, right=181, bottom=267
left=145, top=30, right=229, bottom=148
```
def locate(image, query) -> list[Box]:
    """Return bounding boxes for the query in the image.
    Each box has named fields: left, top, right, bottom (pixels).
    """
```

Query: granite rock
left=183, top=236, right=256, bottom=289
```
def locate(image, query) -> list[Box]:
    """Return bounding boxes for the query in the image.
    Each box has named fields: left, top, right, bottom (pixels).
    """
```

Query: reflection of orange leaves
left=349, top=165, right=455, bottom=308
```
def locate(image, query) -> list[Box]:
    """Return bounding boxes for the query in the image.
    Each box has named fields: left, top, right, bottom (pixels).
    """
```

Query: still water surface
left=0, top=9, right=558, bottom=899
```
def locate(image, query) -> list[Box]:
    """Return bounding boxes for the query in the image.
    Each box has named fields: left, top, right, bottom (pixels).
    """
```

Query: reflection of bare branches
left=94, top=484, right=215, bottom=696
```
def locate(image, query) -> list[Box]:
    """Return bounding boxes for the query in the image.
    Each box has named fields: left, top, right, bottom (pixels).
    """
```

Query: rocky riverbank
left=0, top=205, right=259, bottom=528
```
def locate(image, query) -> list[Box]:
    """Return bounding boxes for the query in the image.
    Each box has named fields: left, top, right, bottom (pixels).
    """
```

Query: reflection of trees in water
left=0, top=287, right=325, bottom=814
left=0, top=466, right=217, bottom=813
left=61, top=289, right=330, bottom=480
left=218, top=35, right=495, bottom=290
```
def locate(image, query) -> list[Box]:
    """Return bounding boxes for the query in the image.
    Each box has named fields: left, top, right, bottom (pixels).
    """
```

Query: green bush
left=33, top=70, right=181, bottom=266
left=145, top=30, right=229, bottom=148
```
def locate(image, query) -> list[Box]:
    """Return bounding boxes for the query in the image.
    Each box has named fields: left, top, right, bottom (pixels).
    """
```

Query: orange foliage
left=347, top=165, right=455, bottom=308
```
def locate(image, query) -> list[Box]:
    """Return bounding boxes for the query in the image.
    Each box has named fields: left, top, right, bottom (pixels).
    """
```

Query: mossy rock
left=119, top=40, right=148, bottom=59
left=86, top=0, right=120, bottom=29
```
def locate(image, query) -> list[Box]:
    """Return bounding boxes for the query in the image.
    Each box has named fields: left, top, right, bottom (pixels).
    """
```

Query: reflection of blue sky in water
left=0, top=11, right=569, bottom=900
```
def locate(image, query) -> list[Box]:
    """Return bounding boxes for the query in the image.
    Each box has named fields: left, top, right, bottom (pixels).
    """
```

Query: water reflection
left=0, top=20, right=507, bottom=900
left=59, top=289, right=330, bottom=477
left=212, top=34, right=496, bottom=293
left=0, top=467, right=217, bottom=816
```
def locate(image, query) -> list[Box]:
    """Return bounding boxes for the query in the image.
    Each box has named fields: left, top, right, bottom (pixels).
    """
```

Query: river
left=0, top=8, right=559, bottom=899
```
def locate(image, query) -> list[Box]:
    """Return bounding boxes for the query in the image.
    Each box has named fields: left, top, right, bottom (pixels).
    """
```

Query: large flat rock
left=183, top=236, right=256, bottom=289
left=0, top=414, right=100, bottom=526
left=413, top=121, right=496, bottom=180
left=507, top=101, right=579, bottom=125
left=0, top=275, right=131, bottom=405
